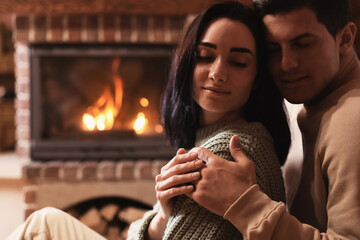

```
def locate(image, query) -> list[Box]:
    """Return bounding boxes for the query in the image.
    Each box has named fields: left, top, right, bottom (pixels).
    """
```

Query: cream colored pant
left=5, top=207, right=106, bottom=240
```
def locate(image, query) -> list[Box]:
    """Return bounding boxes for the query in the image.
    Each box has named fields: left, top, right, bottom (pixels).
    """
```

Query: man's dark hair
left=254, top=0, right=353, bottom=38
left=161, top=1, right=291, bottom=165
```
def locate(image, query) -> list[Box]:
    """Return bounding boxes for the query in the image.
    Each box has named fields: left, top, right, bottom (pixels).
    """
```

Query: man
left=166, top=0, right=360, bottom=239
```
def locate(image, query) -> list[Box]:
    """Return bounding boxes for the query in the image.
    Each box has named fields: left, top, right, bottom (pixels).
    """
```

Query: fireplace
left=30, top=43, right=174, bottom=161
left=8, top=0, right=230, bottom=238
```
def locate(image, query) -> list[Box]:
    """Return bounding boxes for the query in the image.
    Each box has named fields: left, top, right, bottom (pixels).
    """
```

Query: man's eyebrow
left=291, top=33, right=316, bottom=42
left=199, top=42, right=216, bottom=49
left=230, top=47, right=253, bottom=55
left=266, top=33, right=316, bottom=44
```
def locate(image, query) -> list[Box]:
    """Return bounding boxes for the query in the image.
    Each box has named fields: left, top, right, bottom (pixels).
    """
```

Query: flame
left=139, top=97, right=149, bottom=108
left=82, top=58, right=123, bottom=131
left=133, top=112, right=148, bottom=134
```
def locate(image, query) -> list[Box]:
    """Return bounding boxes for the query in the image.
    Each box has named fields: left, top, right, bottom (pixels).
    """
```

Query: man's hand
left=187, top=135, right=257, bottom=217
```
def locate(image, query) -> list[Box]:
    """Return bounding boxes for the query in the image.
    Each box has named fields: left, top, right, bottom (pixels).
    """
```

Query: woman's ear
left=338, top=22, right=357, bottom=55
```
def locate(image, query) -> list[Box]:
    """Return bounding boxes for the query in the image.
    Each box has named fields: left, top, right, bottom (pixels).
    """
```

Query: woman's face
left=193, top=18, right=257, bottom=126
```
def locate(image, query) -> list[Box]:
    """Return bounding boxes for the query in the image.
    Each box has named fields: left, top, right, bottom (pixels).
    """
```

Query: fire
left=133, top=112, right=148, bottom=134
left=82, top=58, right=123, bottom=131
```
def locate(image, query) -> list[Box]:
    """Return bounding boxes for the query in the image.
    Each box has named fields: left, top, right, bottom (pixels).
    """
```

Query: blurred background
left=0, top=0, right=360, bottom=239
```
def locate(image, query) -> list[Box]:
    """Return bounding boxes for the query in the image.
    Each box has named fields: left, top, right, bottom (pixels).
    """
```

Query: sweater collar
left=304, top=50, right=360, bottom=113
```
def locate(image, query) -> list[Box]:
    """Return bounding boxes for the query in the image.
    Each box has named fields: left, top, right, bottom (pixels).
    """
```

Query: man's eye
left=295, top=42, right=311, bottom=48
left=231, top=61, right=247, bottom=67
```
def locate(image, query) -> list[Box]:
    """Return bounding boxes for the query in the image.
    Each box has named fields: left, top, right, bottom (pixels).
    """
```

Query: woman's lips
left=202, top=86, right=230, bottom=94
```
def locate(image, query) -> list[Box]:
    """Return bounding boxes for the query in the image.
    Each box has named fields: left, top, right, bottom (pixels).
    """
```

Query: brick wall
left=22, top=159, right=167, bottom=217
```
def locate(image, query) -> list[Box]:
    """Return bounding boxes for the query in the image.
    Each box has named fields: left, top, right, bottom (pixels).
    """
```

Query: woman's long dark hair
left=161, top=1, right=291, bottom=165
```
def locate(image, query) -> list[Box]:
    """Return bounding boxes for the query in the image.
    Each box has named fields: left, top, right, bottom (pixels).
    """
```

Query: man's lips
left=280, top=75, right=309, bottom=83
left=202, top=86, right=230, bottom=94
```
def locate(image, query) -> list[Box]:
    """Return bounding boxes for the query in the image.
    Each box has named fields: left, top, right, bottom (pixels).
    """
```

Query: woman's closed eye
left=196, top=54, right=214, bottom=62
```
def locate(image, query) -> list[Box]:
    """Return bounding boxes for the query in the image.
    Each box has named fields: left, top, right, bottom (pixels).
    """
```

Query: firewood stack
left=65, top=198, right=150, bottom=240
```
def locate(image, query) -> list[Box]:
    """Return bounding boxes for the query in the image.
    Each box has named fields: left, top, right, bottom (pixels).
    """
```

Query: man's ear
left=338, top=22, right=357, bottom=55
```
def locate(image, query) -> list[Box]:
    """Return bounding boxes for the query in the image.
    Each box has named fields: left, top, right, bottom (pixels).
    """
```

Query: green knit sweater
left=127, top=120, right=285, bottom=239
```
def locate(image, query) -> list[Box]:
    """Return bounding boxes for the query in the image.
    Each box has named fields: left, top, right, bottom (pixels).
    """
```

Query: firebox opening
left=30, top=44, right=176, bottom=161
left=64, top=196, right=152, bottom=239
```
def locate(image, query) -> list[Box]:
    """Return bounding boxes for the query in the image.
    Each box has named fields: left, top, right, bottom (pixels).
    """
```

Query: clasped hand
left=155, top=135, right=257, bottom=219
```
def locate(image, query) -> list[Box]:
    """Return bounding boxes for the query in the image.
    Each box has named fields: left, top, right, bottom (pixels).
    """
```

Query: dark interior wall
left=351, top=0, right=360, bottom=57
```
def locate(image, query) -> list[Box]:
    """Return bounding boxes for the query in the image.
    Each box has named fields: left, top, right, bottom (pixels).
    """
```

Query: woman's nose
left=208, top=59, right=227, bottom=82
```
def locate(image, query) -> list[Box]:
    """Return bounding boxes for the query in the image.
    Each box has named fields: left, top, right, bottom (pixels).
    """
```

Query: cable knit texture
left=127, top=120, right=285, bottom=240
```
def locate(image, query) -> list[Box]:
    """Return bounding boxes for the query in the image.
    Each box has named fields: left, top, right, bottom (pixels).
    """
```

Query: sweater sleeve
left=224, top=185, right=327, bottom=240
left=238, top=126, right=286, bottom=203
left=224, top=90, right=360, bottom=240
left=127, top=202, right=160, bottom=240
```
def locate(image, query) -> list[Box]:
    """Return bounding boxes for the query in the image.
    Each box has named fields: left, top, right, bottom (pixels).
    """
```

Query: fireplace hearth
left=30, top=43, right=174, bottom=161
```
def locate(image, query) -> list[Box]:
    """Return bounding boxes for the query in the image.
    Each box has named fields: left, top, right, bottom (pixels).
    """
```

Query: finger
left=229, top=135, right=256, bottom=175
left=157, top=184, right=195, bottom=202
left=190, top=147, right=216, bottom=164
left=177, top=148, right=187, bottom=155
left=161, top=151, right=198, bottom=172
left=156, top=171, right=201, bottom=191
left=229, top=134, right=245, bottom=163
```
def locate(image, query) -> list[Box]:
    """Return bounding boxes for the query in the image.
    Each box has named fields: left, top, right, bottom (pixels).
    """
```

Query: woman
left=127, top=1, right=291, bottom=239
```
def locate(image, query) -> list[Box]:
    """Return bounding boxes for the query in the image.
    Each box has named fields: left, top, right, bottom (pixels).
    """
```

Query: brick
left=50, top=15, right=63, bottom=42
left=43, top=161, right=62, bottom=181
left=152, top=159, right=168, bottom=175
left=169, top=16, right=185, bottom=43
left=137, top=160, right=153, bottom=179
left=86, top=15, right=98, bottom=42
left=68, top=15, right=82, bottom=42
left=22, top=163, right=41, bottom=181
left=34, top=15, right=47, bottom=42
left=24, top=188, right=37, bottom=204
left=15, top=16, right=30, bottom=42
left=153, top=16, right=165, bottom=43
left=80, top=161, right=98, bottom=181
left=136, top=16, right=148, bottom=43
left=62, top=161, right=80, bottom=182
left=98, top=161, right=115, bottom=181
left=103, top=14, right=115, bottom=42
left=116, top=160, right=135, bottom=180
left=120, top=15, right=132, bottom=42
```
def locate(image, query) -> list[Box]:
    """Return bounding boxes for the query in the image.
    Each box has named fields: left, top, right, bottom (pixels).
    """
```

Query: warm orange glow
left=140, top=98, right=149, bottom=108
left=82, top=58, right=123, bottom=131
left=155, top=124, right=164, bottom=134
left=133, top=112, right=148, bottom=134
left=83, top=114, right=96, bottom=131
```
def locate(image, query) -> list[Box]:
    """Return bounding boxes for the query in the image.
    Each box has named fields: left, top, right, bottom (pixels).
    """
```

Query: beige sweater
left=224, top=51, right=360, bottom=240
left=127, top=120, right=285, bottom=239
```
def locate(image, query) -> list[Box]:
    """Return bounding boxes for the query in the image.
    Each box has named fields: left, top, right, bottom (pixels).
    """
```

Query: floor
left=0, top=179, right=24, bottom=239
left=0, top=152, right=29, bottom=239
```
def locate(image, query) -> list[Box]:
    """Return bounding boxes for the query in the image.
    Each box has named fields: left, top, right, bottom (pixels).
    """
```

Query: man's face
left=263, top=7, right=341, bottom=104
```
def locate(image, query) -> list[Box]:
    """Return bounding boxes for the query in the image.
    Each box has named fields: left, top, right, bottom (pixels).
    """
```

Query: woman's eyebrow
left=230, top=47, right=253, bottom=55
left=199, top=42, right=217, bottom=49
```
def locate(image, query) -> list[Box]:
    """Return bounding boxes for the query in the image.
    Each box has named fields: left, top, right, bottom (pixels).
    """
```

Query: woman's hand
left=147, top=148, right=205, bottom=240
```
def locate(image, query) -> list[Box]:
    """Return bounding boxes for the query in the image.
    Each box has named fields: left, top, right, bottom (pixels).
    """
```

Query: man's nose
left=281, top=49, right=299, bottom=72
left=208, top=59, right=227, bottom=82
